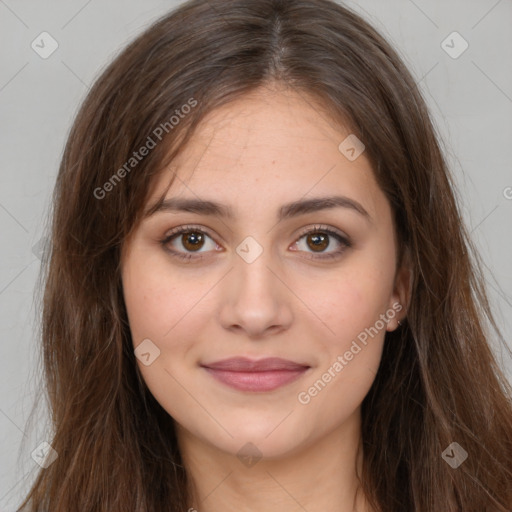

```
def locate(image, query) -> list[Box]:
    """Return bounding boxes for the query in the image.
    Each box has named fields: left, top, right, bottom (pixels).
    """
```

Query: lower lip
left=203, top=367, right=309, bottom=392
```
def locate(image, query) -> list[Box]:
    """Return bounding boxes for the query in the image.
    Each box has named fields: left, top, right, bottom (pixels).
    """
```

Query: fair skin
left=121, top=85, right=410, bottom=512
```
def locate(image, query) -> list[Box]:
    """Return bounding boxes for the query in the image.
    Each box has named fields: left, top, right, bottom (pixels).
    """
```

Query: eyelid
left=162, top=224, right=219, bottom=246
left=294, top=223, right=349, bottom=241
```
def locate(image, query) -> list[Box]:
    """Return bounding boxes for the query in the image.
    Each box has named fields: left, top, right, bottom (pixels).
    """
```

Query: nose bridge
left=233, top=234, right=277, bottom=299
left=218, top=233, right=292, bottom=336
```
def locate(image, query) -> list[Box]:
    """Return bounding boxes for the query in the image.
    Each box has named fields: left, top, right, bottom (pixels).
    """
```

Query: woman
left=19, top=0, right=512, bottom=510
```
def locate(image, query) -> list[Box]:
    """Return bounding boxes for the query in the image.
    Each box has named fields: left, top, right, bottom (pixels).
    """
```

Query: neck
left=176, top=408, right=373, bottom=512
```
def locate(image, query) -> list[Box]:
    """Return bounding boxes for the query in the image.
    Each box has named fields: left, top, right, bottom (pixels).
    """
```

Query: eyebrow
left=145, top=195, right=371, bottom=222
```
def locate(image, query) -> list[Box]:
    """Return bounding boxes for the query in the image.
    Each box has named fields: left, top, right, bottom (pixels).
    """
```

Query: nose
left=218, top=244, right=293, bottom=339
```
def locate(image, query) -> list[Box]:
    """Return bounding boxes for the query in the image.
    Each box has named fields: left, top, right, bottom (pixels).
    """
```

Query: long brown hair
left=19, top=0, right=512, bottom=510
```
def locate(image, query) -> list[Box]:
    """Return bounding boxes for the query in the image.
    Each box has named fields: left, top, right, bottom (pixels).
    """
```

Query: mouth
left=200, top=357, right=311, bottom=392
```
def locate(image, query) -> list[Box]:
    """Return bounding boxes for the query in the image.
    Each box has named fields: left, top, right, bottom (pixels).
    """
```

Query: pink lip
left=201, top=357, right=310, bottom=392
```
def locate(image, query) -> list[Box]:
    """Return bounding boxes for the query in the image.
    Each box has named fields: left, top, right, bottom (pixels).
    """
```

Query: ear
left=386, top=247, right=413, bottom=332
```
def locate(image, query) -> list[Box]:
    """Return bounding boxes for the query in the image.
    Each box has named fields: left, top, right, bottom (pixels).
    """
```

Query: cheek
left=122, top=257, right=213, bottom=398
left=123, top=261, right=208, bottom=424
left=296, top=274, right=388, bottom=422
left=318, top=281, right=386, bottom=387
left=309, top=265, right=395, bottom=351
left=123, top=254, right=205, bottom=344
left=296, top=257, right=393, bottom=407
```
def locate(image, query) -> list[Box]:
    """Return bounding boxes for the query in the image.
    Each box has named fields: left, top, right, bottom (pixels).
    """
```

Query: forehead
left=146, top=87, right=384, bottom=221
left=177, top=87, right=354, bottom=165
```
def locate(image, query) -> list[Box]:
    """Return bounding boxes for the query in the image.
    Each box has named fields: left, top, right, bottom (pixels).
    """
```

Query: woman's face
left=121, top=86, right=408, bottom=460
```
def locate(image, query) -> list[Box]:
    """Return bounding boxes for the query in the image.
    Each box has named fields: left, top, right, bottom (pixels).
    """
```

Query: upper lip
left=201, top=357, right=310, bottom=372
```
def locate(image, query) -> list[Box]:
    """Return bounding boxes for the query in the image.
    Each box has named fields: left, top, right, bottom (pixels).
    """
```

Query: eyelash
left=159, top=224, right=352, bottom=262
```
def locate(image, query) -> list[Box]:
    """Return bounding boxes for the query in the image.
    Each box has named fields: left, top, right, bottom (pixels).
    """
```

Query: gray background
left=1, top=0, right=511, bottom=509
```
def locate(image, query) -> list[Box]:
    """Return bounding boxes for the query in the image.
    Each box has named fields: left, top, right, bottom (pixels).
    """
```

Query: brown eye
left=306, top=232, right=330, bottom=252
left=180, top=231, right=206, bottom=252
left=161, top=224, right=351, bottom=263
left=161, top=226, right=219, bottom=261
left=293, top=226, right=351, bottom=260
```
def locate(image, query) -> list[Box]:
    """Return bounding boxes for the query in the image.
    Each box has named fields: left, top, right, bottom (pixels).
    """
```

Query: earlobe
left=385, top=302, right=404, bottom=332
left=386, top=248, right=413, bottom=331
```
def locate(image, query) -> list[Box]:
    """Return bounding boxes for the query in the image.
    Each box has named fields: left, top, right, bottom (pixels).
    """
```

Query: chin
left=209, top=419, right=311, bottom=462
